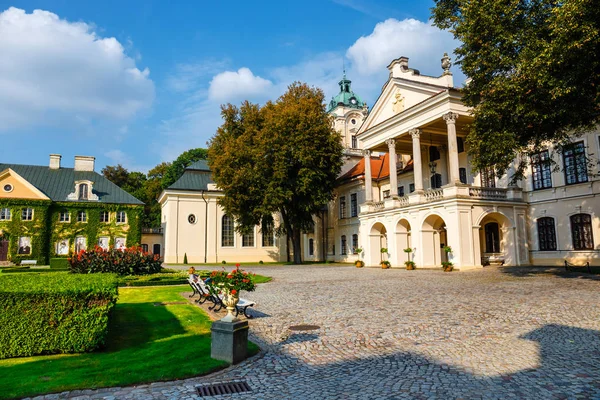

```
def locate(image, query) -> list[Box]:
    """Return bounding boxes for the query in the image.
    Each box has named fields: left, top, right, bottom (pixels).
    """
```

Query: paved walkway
left=34, top=266, right=600, bottom=399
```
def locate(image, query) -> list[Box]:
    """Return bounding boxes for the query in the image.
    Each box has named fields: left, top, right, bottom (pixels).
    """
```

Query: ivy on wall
left=0, top=199, right=143, bottom=265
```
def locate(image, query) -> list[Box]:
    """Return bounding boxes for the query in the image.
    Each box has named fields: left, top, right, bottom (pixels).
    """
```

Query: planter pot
left=381, top=263, right=391, bottom=269
left=443, top=265, right=454, bottom=272
left=221, top=290, right=240, bottom=322
left=405, top=264, right=416, bottom=270
left=355, top=261, right=364, bottom=268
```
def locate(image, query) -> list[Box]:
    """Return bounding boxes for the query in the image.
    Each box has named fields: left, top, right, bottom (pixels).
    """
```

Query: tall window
left=431, top=173, right=442, bottom=189
left=398, top=186, right=405, bottom=197
left=537, top=217, right=557, bottom=251
left=0, top=208, right=11, bottom=221
left=429, top=146, right=440, bottom=161
left=459, top=168, right=467, bottom=184
left=242, top=230, right=255, bottom=247
left=350, top=193, right=358, bottom=217
left=484, top=222, right=500, bottom=253
left=351, top=135, right=358, bottom=149
left=409, top=183, right=415, bottom=193
left=383, top=190, right=390, bottom=199
left=563, top=142, right=588, bottom=185
left=457, top=137, right=465, bottom=153
left=571, top=213, right=594, bottom=250
left=100, top=211, right=110, bottom=223
left=262, top=218, right=275, bottom=247
left=116, top=211, right=127, bottom=224
left=77, top=211, right=87, bottom=223
left=531, top=150, right=552, bottom=190
left=79, top=183, right=89, bottom=200
left=352, top=234, right=358, bottom=253
left=480, top=167, right=496, bottom=188
left=21, top=208, right=33, bottom=221
left=141, top=244, right=149, bottom=252
left=341, top=235, right=347, bottom=255
left=339, top=196, right=346, bottom=219
left=308, top=239, right=314, bottom=256
left=222, top=215, right=234, bottom=247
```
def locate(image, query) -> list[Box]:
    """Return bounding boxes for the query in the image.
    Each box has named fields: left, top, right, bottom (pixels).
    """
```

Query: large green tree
left=432, top=0, right=600, bottom=178
left=161, top=148, right=208, bottom=189
left=208, top=82, right=343, bottom=264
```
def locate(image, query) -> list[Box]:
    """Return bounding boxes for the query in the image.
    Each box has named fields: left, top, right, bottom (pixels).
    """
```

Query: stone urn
left=221, top=290, right=240, bottom=322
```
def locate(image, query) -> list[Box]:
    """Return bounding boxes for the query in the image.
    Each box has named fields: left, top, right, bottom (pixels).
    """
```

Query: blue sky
left=0, top=0, right=462, bottom=172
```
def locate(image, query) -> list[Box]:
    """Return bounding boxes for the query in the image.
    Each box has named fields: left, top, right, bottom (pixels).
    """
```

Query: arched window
left=352, top=234, right=359, bottom=253
left=484, top=222, right=500, bottom=253
left=262, top=218, right=275, bottom=247
left=242, top=229, right=254, bottom=247
left=222, top=215, right=234, bottom=247
left=537, top=217, right=557, bottom=251
left=79, top=183, right=88, bottom=200
left=571, top=213, right=594, bottom=250
left=341, top=235, right=347, bottom=255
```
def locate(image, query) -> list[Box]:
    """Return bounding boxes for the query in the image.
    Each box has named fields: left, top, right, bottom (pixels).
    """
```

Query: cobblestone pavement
left=32, top=266, right=600, bottom=399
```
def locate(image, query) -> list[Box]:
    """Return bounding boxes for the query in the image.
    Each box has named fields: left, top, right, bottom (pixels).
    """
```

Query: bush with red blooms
left=68, top=245, right=162, bottom=275
left=205, top=263, right=257, bottom=295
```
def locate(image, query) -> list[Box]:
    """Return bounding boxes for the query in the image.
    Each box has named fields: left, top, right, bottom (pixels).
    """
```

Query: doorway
left=0, top=240, right=8, bottom=261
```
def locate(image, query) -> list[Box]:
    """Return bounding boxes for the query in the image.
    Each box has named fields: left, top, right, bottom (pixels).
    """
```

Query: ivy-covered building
left=0, top=155, right=144, bottom=265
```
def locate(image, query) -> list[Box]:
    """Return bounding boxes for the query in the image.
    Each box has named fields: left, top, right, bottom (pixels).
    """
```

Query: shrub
left=183, top=253, right=188, bottom=264
left=0, top=273, right=118, bottom=359
left=49, top=257, right=70, bottom=269
left=221, top=260, right=227, bottom=264
left=69, top=246, right=162, bottom=276
left=259, top=260, right=264, bottom=264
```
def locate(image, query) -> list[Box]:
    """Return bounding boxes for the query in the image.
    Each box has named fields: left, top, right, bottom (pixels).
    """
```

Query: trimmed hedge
left=0, top=273, right=119, bottom=359
left=49, top=257, right=70, bottom=269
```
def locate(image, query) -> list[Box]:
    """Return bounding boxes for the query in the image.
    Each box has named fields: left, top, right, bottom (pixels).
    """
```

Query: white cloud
left=104, top=148, right=153, bottom=173
left=166, top=60, right=229, bottom=93
left=0, top=7, right=155, bottom=132
left=208, top=67, right=273, bottom=102
left=347, top=18, right=460, bottom=78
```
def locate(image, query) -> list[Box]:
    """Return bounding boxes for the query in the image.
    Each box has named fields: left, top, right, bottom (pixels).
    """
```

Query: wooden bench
left=20, top=260, right=37, bottom=266
left=188, top=277, right=256, bottom=318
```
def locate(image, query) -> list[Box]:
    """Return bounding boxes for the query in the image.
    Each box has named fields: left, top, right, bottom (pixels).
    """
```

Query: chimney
left=74, top=156, right=95, bottom=172
left=49, top=154, right=62, bottom=170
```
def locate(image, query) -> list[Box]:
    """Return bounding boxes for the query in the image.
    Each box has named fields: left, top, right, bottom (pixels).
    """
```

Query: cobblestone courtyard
left=43, top=266, right=600, bottom=399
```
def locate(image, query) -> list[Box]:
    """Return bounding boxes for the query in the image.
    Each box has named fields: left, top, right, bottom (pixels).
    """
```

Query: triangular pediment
left=359, top=78, right=448, bottom=134
left=0, top=168, right=50, bottom=200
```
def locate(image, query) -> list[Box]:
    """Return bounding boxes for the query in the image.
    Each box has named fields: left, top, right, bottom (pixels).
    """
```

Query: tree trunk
left=291, top=227, right=302, bottom=264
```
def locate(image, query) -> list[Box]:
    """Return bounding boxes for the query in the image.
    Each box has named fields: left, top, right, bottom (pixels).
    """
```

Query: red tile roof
left=337, top=155, right=414, bottom=185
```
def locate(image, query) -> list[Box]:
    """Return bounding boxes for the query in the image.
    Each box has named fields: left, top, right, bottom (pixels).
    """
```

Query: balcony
left=142, top=227, right=163, bottom=234
left=360, top=185, right=523, bottom=214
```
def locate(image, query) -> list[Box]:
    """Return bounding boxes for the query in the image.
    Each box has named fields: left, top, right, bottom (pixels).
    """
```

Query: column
left=386, top=139, right=398, bottom=196
left=363, top=150, right=373, bottom=202
left=443, top=112, right=461, bottom=184
left=409, top=129, right=424, bottom=193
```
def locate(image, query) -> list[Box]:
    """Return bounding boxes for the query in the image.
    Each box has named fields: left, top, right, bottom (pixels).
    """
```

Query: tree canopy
left=432, top=0, right=600, bottom=177
left=208, top=82, right=343, bottom=264
left=101, top=149, right=208, bottom=228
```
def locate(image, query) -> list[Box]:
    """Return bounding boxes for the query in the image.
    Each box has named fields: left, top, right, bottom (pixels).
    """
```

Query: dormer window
left=67, top=180, right=98, bottom=201
left=79, top=183, right=88, bottom=200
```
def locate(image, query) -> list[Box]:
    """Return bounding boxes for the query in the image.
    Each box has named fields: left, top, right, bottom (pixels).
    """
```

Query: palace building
left=158, top=54, right=599, bottom=269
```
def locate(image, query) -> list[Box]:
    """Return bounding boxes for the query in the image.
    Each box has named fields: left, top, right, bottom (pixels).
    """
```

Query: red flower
left=236, top=263, right=240, bottom=268
left=231, top=289, right=237, bottom=295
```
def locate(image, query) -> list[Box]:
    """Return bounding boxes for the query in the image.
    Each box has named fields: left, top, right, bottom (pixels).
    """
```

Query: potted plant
left=381, top=260, right=391, bottom=269
left=442, top=261, right=454, bottom=272
left=205, top=263, right=257, bottom=321
left=354, top=247, right=364, bottom=268
left=404, top=260, right=416, bottom=270
left=442, top=246, right=453, bottom=272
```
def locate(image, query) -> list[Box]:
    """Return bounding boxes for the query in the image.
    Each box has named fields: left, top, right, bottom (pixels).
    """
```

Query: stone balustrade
left=360, top=185, right=524, bottom=214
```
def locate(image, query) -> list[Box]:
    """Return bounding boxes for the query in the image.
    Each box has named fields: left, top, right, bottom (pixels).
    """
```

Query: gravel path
left=32, top=265, right=600, bottom=399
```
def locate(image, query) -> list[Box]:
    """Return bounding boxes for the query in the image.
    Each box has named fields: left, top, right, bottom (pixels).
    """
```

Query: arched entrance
left=478, top=212, right=514, bottom=266
left=368, top=222, right=387, bottom=266
left=421, top=214, right=447, bottom=267
left=395, top=218, right=411, bottom=265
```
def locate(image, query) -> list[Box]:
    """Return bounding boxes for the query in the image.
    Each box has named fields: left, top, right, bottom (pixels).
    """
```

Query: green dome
left=327, top=73, right=365, bottom=113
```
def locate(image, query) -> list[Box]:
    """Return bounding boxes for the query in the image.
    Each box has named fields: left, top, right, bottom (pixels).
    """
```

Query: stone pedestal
left=211, top=319, right=249, bottom=365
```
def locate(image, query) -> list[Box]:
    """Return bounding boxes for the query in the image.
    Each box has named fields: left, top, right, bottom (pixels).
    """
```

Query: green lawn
left=0, top=285, right=258, bottom=400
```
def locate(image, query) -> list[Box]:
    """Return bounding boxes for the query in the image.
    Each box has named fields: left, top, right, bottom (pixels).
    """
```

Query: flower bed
left=69, top=246, right=162, bottom=276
